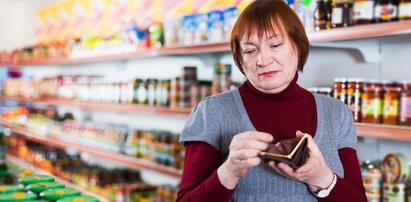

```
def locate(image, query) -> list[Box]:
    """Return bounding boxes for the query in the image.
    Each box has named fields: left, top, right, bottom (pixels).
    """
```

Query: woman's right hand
left=217, top=131, right=273, bottom=189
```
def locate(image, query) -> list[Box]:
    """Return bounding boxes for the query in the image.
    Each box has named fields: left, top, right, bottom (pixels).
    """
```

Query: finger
left=295, top=130, right=305, bottom=138
left=236, top=149, right=261, bottom=159
left=238, top=131, right=273, bottom=143
left=270, top=162, right=293, bottom=179
left=277, top=162, right=296, bottom=176
left=239, top=139, right=270, bottom=150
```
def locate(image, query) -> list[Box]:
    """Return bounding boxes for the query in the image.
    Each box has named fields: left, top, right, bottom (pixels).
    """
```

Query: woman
left=177, top=0, right=367, bottom=201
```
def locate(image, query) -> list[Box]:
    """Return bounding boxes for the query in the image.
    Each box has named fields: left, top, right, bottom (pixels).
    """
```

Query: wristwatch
left=310, top=173, right=337, bottom=198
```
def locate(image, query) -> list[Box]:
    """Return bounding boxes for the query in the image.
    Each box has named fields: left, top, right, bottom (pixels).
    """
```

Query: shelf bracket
left=311, top=39, right=381, bottom=64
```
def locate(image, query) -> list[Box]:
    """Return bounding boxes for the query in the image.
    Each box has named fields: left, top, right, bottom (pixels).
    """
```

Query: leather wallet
left=259, top=134, right=310, bottom=169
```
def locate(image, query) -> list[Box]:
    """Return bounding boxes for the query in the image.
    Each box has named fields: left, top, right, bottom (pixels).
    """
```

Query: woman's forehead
left=241, top=30, right=285, bottom=42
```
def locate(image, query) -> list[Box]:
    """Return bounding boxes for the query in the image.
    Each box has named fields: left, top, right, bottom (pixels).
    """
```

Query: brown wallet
left=259, top=134, right=310, bottom=169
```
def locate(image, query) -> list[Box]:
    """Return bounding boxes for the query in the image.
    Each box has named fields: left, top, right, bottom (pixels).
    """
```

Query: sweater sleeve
left=318, top=147, right=367, bottom=202
left=177, top=141, right=235, bottom=202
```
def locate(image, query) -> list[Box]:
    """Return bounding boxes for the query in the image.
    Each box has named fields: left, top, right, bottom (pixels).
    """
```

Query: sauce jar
left=399, top=81, right=411, bottom=126
left=347, top=78, right=363, bottom=122
left=315, top=0, right=333, bottom=31
left=353, top=0, right=376, bottom=24
left=334, top=78, right=347, bottom=104
left=332, top=0, right=354, bottom=28
left=361, top=80, right=383, bottom=124
left=382, top=80, right=401, bottom=125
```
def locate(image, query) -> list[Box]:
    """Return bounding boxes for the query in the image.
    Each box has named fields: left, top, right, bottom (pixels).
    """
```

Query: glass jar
left=315, top=0, right=333, bottom=31
left=353, top=0, right=376, bottom=24
left=399, top=81, right=411, bottom=126
left=361, top=80, right=383, bottom=124
left=360, top=160, right=382, bottom=201
left=382, top=80, right=401, bottom=125
left=399, top=0, right=411, bottom=20
left=332, top=0, right=354, bottom=28
left=333, top=78, right=347, bottom=104
left=374, top=0, right=398, bottom=22
left=347, top=78, right=363, bottom=122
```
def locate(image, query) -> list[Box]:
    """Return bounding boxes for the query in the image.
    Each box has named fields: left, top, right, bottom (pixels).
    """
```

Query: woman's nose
left=256, top=47, right=274, bottom=67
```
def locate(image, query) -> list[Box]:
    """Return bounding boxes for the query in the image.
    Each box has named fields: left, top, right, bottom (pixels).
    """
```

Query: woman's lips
left=260, top=71, right=279, bottom=77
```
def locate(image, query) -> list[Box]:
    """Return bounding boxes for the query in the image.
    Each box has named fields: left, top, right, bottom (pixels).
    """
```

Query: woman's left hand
left=267, top=131, right=334, bottom=192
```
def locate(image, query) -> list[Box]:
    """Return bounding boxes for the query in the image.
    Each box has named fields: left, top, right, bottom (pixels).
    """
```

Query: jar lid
left=347, top=78, right=364, bottom=82
left=0, top=192, right=37, bottom=202
left=40, top=188, right=81, bottom=201
left=27, top=182, right=65, bottom=193
left=334, top=78, right=347, bottom=82
left=19, top=175, right=55, bottom=186
left=318, top=87, right=332, bottom=93
left=306, top=87, right=319, bottom=93
left=0, top=185, right=24, bottom=194
left=56, top=195, right=100, bottom=202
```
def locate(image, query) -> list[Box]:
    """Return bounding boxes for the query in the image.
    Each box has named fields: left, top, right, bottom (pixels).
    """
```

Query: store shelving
left=355, top=123, right=411, bottom=141
left=6, top=155, right=110, bottom=202
left=3, top=97, right=411, bottom=141
left=1, top=123, right=183, bottom=179
left=3, top=21, right=411, bottom=66
left=3, top=97, right=192, bottom=117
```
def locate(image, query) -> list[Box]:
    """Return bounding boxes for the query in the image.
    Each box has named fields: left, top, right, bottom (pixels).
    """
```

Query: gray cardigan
left=180, top=88, right=357, bottom=201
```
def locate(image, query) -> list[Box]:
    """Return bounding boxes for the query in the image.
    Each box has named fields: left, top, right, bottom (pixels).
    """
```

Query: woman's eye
left=244, top=49, right=255, bottom=54
left=271, top=44, right=282, bottom=48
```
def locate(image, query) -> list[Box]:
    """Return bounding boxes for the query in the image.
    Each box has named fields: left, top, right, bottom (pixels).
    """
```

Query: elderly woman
left=177, top=0, right=367, bottom=201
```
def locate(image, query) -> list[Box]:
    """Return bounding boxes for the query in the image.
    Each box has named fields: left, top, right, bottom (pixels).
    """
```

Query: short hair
left=230, top=0, right=309, bottom=74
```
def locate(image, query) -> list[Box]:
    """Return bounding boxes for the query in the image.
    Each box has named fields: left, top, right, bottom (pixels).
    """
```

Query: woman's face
left=241, top=31, right=298, bottom=94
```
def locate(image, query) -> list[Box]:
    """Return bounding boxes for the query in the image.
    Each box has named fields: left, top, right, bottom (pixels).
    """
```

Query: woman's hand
left=267, top=131, right=334, bottom=192
left=218, top=131, right=273, bottom=189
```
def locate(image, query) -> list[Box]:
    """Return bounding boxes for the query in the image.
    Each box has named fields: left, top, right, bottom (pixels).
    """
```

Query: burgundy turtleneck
left=177, top=73, right=366, bottom=202
left=239, top=73, right=317, bottom=142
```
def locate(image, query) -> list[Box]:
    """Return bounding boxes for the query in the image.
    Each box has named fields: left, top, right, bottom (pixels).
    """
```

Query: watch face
left=317, top=190, right=329, bottom=198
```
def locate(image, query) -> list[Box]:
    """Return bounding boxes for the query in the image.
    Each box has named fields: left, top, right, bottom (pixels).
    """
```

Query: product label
left=400, top=97, right=411, bottom=119
left=362, top=97, right=382, bottom=116
left=383, top=99, right=399, bottom=116
left=399, top=2, right=411, bottom=18
left=353, top=1, right=374, bottom=20
left=332, top=7, right=343, bottom=24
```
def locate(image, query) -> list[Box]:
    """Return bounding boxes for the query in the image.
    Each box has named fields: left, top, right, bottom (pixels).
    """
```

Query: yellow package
left=54, top=1, right=72, bottom=41
left=33, top=11, right=47, bottom=45
left=197, top=0, right=236, bottom=13
left=70, top=0, right=90, bottom=39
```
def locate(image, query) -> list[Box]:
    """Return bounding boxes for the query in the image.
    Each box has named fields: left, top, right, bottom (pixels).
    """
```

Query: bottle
left=399, top=0, right=411, bottom=20
left=361, top=80, right=383, bottom=123
left=347, top=78, right=363, bottom=122
left=374, top=0, right=398, bottom=22
left=399, top=81, right=411, bottom=126
left=353, top=0, right=376, bottom=24
left=315, top=0, right=333, bottom=31
left=332, top=0, right=354, bottom=28
left=382, top=80, right=400, bottom=125
left=333, top=78, right=348, bottom=104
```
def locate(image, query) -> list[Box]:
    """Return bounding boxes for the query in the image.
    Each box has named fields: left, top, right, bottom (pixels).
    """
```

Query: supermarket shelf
left=308, top=20, right=411, bottom=42
left=2, top=123, right=183, bottom=179
left=6, top=155, right=110, bottom=202
left=4, top=97, right=192, bottom=117
left=3, top=21, right=411, bottom=66
left=355, top=123, right=411, bottom=141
